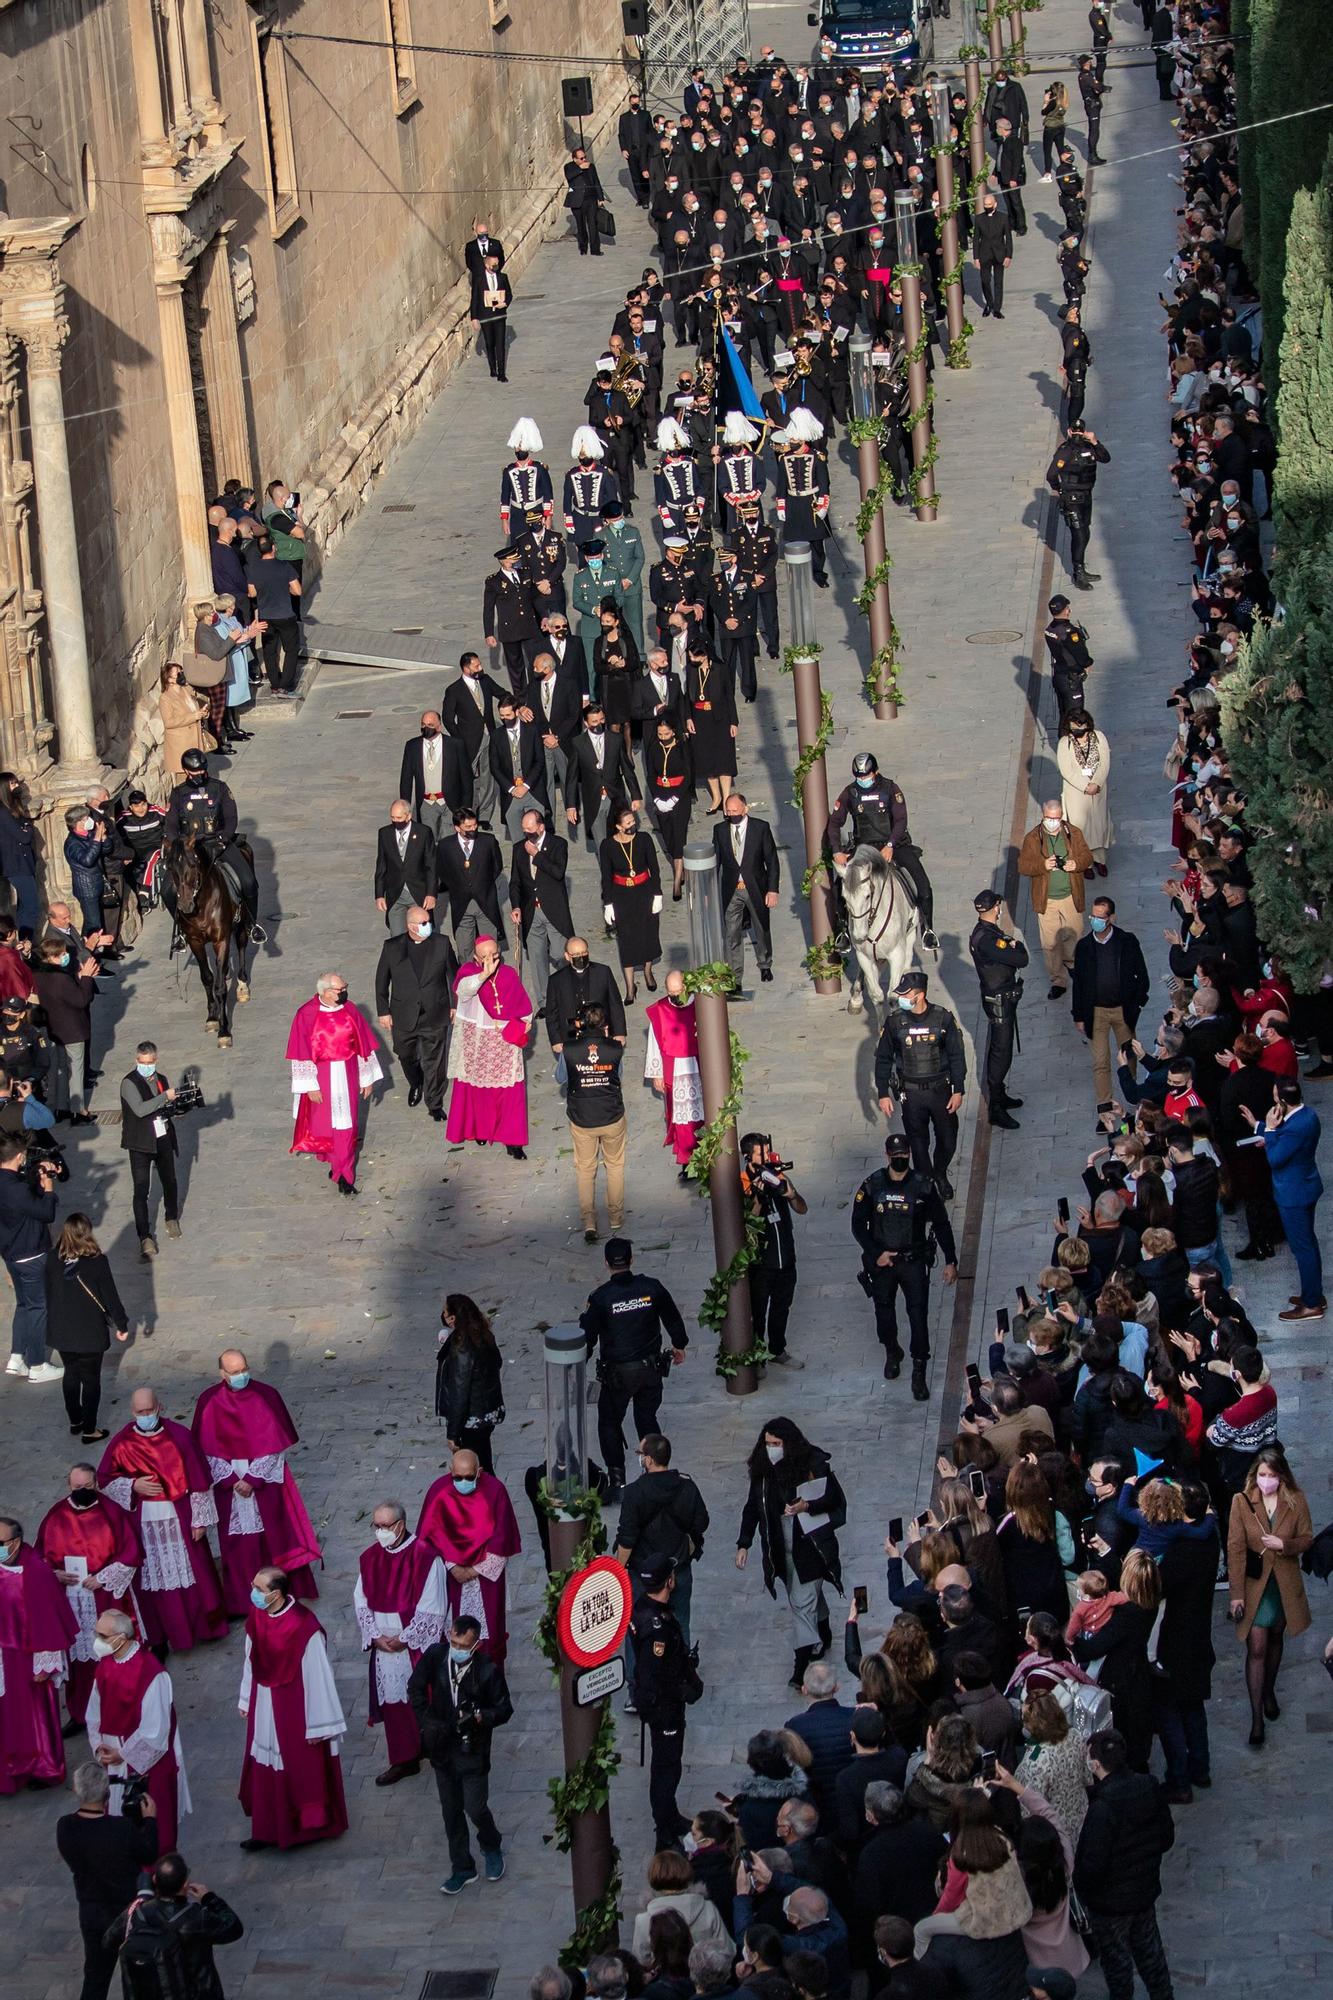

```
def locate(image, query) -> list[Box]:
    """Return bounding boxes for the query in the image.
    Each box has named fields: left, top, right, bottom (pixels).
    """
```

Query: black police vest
left=850, top=785, right=897, bottom=847
left=178, top=787, right=221, bottom=839
left=870, top=1183, right=915, bottom=1251
left=901, top=1016, right=947, bottom=1085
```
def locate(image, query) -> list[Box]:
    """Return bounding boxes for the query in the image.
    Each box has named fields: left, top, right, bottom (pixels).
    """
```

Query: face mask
left=134, top=1412, right=160, bottom=1433
left=1261, top=960, right=1273, bottom=980
left=414, top=922, right=433, bottom=940
left=136, top=1061, right=156, bottom=1078
left=1043, top=816, right=1062, bottom=833
left=1089, top=915, right=1109, bottom=934
left=855, top=775, right=874, bottom=790
left=1256, top=1474, right=1280, bottom=1497
left=374, top=1526, right=401, bottom=1549
left=449, top=1645, right=474, bottom=1665
left=765, top=1443, right=784, bottom=1464
left=421, top=726, right=439, bottom=739
left=897, top=994, right=914, bottom=1011
left=569, top=954, right=589, bottom=972
left=335, top=987, right=348, bottom=1005
left=250, top=1587, right=271, bottom=1609
left=1192, top=972, right=1202, bottom=989
left=93, top=1636, right=117, bottom=1659
left=454, top=1477, right=478, bottom=1496
left=59, top=951, right=71, bottom=967
left=225, top=1371, right=250, bottom=1391
left=70, top=1489, right=98, bottom=1510
left=0, top=1542, right=15, bottom=1565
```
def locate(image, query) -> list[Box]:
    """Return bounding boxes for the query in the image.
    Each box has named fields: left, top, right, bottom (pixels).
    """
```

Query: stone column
left=21, top=323, right=99, bottom=774
left=181, top=0, right=226, bottom=141
left=154, top=270, right=214, bottom=601
left=0, top=335, right=49, bottom=774
left=126, top=0, right=168, bottom=150
left=198, top=229, right=253, bottom=490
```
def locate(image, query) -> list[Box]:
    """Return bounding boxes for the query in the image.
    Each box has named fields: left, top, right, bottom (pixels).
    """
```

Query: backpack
left=117, top=1896, right=192, bottom=2000
left=1050, top=1672, right=1114, bottom=1740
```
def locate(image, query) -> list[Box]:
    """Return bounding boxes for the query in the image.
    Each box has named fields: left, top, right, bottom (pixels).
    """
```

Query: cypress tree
left=1248, top=0, right=1333, bottom=383
left=1273, top=144, right=1333, bottom=548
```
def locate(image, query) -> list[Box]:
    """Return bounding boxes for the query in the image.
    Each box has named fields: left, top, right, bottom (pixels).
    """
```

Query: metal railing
left=644, top=0, right=752, bottom=102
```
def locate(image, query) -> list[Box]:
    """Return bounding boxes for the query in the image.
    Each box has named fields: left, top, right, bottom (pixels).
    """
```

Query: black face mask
left=335, top=987, right=349, bottom=1005
left=569, top=955, right=590, bottom=973
left=421, top=726, right=439, bottom=740
left=69, top=1490, right=98, bottom=1510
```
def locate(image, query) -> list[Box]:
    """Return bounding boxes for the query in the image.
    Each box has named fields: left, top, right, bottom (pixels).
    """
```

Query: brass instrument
left=609, top=348, right=647, bottom=409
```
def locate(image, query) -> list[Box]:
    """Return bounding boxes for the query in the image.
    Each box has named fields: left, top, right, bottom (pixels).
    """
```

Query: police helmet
left=180, top=749, right=208, bottom=774
left=851, top=752, right=878, bottom=778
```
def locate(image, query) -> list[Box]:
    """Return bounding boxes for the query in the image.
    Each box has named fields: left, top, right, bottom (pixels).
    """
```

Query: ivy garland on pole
left=532, top=1481, right=621, bottom=1969
left=845, top=420, right=906, bottom=709
left=679, top=964, right=770, bottom=1376
left=894, top=271, right=942, bottom=514
left=931, top=147, right=976, bottom=372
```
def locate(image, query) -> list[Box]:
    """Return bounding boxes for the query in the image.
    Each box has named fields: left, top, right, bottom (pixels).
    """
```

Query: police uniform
left=851, top=1154, right=957, bottom=1386
left=161, top=772, right=259, bottom=924
left=826, top=776, right=935, bottom=936
left=0, top=1011, right=50, bottom=1085
left=628, top=1560, right=701, bottom=1849
left=873, top=990, right=967, bottom=1191
left=1061, top=320, right=1092, bottom=429
left=1045, top=430, right=1111, bottom=587
left=580, top=1250, right=689, bottom=1488
left=1059, top=243, right=1091, bottom=306
left=1044, top=606, right=1094, bottom=725
left=968, top=897, right=1028, bottom=1124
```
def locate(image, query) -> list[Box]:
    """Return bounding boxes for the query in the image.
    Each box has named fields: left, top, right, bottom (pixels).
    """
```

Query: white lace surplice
left=644, top=1021, right=703, bottom=1123
left=206, top=1453, right=285, bottom=1536
left=239, top=1619, right=346, bottom=1770
left=86, top=1647, right=193, bottom=1819
left=352, top=1543, right=448, bottom=1704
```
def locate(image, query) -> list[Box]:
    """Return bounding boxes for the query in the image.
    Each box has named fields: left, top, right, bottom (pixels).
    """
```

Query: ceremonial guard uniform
left=852, top=1135, right=957, bottom=1397
left=968, top=890, right=1028, bottom=1129
left=628, top=1556, right=701, bottom=1851
left=654, top=419, right=703, bottom=534
left=564, top=431, right=622, bottom=549
left=499, top=418, right=552, bottom=541
left=716, top=414, right=766, bottom=524
left=873, top=971, right=968, bottom=1196
left=774, top=412, right=830, bottom=585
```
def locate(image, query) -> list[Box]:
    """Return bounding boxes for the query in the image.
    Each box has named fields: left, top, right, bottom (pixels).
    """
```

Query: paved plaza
left=3, top=1, right=1330, bottom=1992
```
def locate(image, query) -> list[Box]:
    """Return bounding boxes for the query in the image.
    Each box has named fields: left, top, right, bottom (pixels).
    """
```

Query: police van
left=808, top=0, right=936, bottom=79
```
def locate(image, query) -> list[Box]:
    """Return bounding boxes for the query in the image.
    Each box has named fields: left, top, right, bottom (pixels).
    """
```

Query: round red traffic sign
left=557, top=1555, right=632, bottom=1669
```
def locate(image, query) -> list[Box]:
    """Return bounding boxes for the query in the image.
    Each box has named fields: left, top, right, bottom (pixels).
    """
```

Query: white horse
left=834, top=844, right=922, bottom=1014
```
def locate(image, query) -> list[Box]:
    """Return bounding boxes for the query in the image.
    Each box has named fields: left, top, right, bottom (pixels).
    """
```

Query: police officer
left=1045, top=421, right=1111, bottom=591
left=968, top=890, right=1028, bottom=1131
left=0, top=993, right=50, bottom=1088
left=874, top=971, right=967, bottom=1198
left=161, top=749, right=261, bottom=929
left=1059, top=302, right=1092, bottom=429
left=852, top=1133, right=957, bottom=1400
left=742, top=1131, right=807, bottom=1369
left=826, top=753, right=940, bottom=949
left=1058, top=232, right=1090, bottom=308
left=628, top=1555, right=701, bottom=1852
left=580, top=1237, right=688, bottom=1497
left=1043, top=596, right=1094, bottom=726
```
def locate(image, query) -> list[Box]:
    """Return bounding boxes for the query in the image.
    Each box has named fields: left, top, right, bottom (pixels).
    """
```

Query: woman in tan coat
left=1227, top=1445, right=1314, bottom=1746
left=157, top=660, right=209, bottom=786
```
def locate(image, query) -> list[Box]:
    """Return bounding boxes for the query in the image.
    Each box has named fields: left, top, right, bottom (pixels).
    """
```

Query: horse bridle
left=848, top=858, right=896, bottom=949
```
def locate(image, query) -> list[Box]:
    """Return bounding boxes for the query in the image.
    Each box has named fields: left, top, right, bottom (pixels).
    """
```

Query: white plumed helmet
left=784, top=407, right=825, bottom=443
left=571, top=426, right=605, bottom=460
left=657, top=417, right=690, bottom=452
left=723, top=412, right=759, bottom=446
left=507, top=418, right=543, bottom=452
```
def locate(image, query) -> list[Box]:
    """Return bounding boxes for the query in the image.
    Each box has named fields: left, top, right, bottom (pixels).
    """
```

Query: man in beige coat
left=1018, top=799, right=1094, bottom=999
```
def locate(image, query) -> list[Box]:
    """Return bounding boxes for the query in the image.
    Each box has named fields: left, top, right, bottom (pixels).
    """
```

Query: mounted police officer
left=580, top=1237, right=689, bottom=1498
left=968, top=889, right=1028, bottom=1131
left=627, top=1554, right=701, bottom=1852
left=161, top=749, right=260, bottom=934
left=852, top=1132, right=957, bottom=1400
left=826, top=753, right=939, bottom=950
left=874, top=970, right=967, bottom=1198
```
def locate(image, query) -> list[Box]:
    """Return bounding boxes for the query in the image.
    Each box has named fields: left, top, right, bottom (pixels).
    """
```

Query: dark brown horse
left=163, top=837, right=254, bottom=1046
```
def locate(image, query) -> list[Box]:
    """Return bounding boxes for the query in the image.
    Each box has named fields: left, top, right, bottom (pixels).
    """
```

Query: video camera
left=165, top=1066, right=205, bottom=1117
left=24, top=1130, right=68, bottom=1189
left=112, top=1771, right=150, bottom=1820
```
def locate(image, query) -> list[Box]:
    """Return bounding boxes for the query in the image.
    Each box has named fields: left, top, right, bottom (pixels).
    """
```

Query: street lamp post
left=544, top=1325, right=617, bottom=1947
left=782, top=544, right=842, bottom=992
left=1006, top=2, right=1026, bottom=69
left=894, top=191, right=938, bottom=524
left=927, top=80, right=967, bottom=361
left=847, top=335, right=899, bottom=722
left=682, top=846, right=757, bottom=1394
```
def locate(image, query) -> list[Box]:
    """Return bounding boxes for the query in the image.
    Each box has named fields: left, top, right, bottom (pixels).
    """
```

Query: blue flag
left=718, top=323, right=765, bottom=420
left=1133, top=1449, right=1164, bottom=1480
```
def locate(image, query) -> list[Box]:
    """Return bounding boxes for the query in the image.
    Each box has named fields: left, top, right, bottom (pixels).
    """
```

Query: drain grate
left=418, top=1975, right=497, bottom=2000
left=336, top=710, right=373, bottom=719
left=382, top=504, right=417, bottom=514
left=391, top=626, right=424, bottom=635
left=964, top=628, right=1024, bottom=644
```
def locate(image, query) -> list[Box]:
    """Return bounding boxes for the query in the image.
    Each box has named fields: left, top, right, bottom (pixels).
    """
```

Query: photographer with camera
left=409, top=1614, right=513, bottom=1895
left=120, top=1042, right=191, bottom=1261
left=104, top=1848, right=243, bottom=2000
left=0, top=1127, right=61, bottom=1382
left=580, top=1237, right=688, bottom=1498
left=57, top=1761, right=159, bottom=2000
left=742, top=1133, right=807, bottom=1370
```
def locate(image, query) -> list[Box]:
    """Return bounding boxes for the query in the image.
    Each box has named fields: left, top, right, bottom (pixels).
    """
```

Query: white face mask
left=765, top=1443, right=784, bottom=1464
left=93, top=1637, right=117, bottom=1659
left=374, top=1526, right=402, bottom=1549
left=1043, top=817, right=1062, bottom=833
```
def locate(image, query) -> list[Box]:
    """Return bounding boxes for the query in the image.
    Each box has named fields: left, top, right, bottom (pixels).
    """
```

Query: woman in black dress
left=45, top=1214, right=130, bottom=1443
left=644, top=717, right=694, bottom=900
left=600, top=803, right=662, bottom=1004
left=593, top=610, right=641, bottom=759
left=434, top=1293, right=505, bottom=1472
left=684, top=643, right=737, bottom=812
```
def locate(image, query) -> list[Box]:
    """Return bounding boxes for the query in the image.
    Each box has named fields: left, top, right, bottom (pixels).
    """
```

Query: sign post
left=552, top=1551, right=631, bottom=1950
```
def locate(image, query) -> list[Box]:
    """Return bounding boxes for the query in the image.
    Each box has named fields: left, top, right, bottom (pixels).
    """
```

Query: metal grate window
left=417, top=1974, right=498, bottom=2000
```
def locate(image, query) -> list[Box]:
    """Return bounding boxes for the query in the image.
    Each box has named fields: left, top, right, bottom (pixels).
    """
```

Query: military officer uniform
left=873, top=971, right=968, bottom=1195
left=732, top=508, right=781, bottom=660
left=968, top=890, right=1028, bottom=1129
left=628, top=1557, right=701, bottom=1850
left=515, top=512, right=569, bottom=618
left=851, top=1136, right=957, bottom=1397
left=708, top=558, right=758, bottom=703
left=482, top=551, right=541, bottom=694
left=1045, top=425, right=1111, bottom=590
left=499, top=455, right=553, bottom=541
left=649, top=545, right=703, bottom=648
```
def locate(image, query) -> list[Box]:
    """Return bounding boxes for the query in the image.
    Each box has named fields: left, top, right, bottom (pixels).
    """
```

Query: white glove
left=651, top=895, right=663, bottom=915
left=603, top=904, right=616, bottom=926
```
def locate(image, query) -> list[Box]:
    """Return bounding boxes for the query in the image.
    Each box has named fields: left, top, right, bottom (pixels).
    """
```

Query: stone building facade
left=0, top=0, right=624, bottom=872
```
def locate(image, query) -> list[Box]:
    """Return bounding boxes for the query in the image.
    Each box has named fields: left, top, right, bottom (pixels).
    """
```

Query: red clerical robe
left=87, top=1642, right=190, bottom=1855
left=286, top=996, right=383, bottom=1189
left=416, top=1471, right=521, bottom=1666
left=353, top=1534, right=447, bottom=1765
left=0, top=1544, right=78, bottom=1793
left=239, top=1599, right=348, bottom=1848
left=192, top=1378, right=322, bottom=1615
left=34, top=1492, right=143, bottom=1725
left=644, top=993, right=704, bottom=1164
left=97, top=1420, right=227, bottom=1652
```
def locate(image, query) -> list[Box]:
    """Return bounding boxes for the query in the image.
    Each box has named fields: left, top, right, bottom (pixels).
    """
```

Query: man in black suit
left=545, top=935, right=627, bottom=1055
left=400, top=710, right=473, bottom=843
left=488, top=691, right=549, bottom=840
left=508, top=808, right=574, bottom=1016
left=435, top=807, right=506, bottom=963
left=630, top=645, right=688, bottom=740
left=519, top=651, right=583, bottom=813
left=375, top=903, right=459, bottom=1121
left=541, top=613, right=589, bottom=698
left=714, top=791, right=780, bottom=986
left=992, top=117, right=1027, bottom=236
left=441, top=652, right=507, bottom=828
left=374, top=798, right=438, bottom=937
left=463, top=218, right=506, bottom=313
left=482, top=546, right=541, bottom=696
left=565, top=701, right=640, bottom=853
